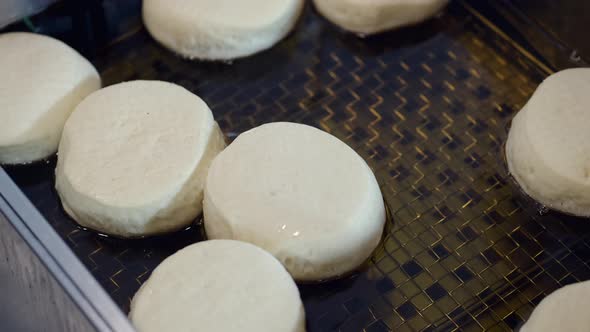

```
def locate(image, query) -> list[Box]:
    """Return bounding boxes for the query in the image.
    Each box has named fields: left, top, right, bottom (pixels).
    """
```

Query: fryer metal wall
left=0, top=212, right=96, bottom=332
left=0, top=169, right=136, bottom=332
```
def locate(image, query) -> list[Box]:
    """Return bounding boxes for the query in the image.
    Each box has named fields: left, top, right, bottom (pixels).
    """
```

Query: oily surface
left=8, top=3, right=583, bottom=331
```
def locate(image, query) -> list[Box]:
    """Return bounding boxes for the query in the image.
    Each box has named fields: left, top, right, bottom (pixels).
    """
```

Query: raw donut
left=130, top=240, right=306, bottom=332
left=204, top=122, right=385, bottom=281
left=313, top=0, right=449, bottom=35
left=142, top=0, right=304, bottom=60
left=506, top=69, right=590, bottom=217
left=0, top=32, right=100, bottom=164
left=520, top=280, right=590, bottom=332
left=56, top=80, right=226, bottom=237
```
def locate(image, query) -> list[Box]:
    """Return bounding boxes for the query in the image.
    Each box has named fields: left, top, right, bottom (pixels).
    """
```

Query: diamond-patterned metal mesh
left=7, top=1, right=590, bottom=331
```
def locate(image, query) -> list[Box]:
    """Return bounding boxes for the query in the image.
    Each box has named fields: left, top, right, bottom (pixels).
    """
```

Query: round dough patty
left=56, top=80, right=226, bottom=237
left=204, top=122, right=386, bottom=281
left=142, top=0, right=304, bottom=60
left=130, top=240, right=306, bottom=332
left=506, top=69, right=590, bottom=217
left=0, top=32, right=100, bottom=164
left=313, top=0, right=449, bottom=35
left=520, top=280, right=590, bottom=332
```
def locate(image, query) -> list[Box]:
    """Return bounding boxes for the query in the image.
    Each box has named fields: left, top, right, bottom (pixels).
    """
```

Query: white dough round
left=313, top=0, right=449, bottom=35
left=56, top=80, right=226, bottom=237
left=204, top=122, right=386, bottom=281
left=520, top=280, right=590, bottom=332
left=506, top=69, right=590, bottom=217
left=130, top=240, right=306, bottom=332
left=0, top=32, right=100, bottom=164
left=142, top=0, right=304, bottom=60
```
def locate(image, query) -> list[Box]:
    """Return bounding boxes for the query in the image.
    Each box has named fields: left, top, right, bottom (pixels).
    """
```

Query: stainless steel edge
left=0, top=168, right=136, bottom=332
